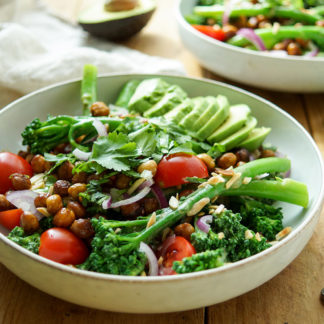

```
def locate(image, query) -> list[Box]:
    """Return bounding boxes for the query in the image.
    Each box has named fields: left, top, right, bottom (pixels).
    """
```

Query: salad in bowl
left=186, top=0, right=324, bottom=57
left=0, top=65, right=309, bottom=277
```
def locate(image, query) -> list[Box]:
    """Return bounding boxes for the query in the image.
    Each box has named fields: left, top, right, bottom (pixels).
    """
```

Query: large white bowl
left=176, top=0, right=324, bottom=92
left=0, top=74, right=323, bottom=313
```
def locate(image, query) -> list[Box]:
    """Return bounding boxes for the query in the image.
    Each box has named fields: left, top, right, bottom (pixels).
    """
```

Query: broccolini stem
left=228, top=26, right=324, bottom=49
left=81, top=64, right=97, bottom=116
left=223, top=178, right=309, bottom=208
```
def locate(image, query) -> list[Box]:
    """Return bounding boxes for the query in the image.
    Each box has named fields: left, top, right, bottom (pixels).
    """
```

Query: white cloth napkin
left=0, top=5, right=185, bottom=94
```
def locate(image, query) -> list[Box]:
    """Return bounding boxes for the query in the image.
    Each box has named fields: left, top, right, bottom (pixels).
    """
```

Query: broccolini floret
left=173, top=249, right=227, bottom=274
left=240, top=199, right=284, bottom=241
left=8, top=227, right=40, bottom=254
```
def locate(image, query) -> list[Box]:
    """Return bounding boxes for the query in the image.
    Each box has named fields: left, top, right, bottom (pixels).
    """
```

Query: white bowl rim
left=175, top=0, right=324, bottom=63
left=0, top=72, right=323, bottom=284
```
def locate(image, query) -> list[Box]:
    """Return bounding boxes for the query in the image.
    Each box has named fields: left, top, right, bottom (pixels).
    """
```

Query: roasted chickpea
left=258, top=21, right=272, bottom=28
left=235, top=148, right=250, bottom=162
left=53, top=208, right=75, bottom=227
left=206, top=18, right=216, bottom=25
left=217, top=153, right=237, bottom=169
left=174, top=223, right=195, bottom=241
left=25, top=154, right=34, bottom=164
left=90, top=101, right=110, bottom=116
left=143, top=197, right=159, bottom=215
left=197, top=153, right=215, bottom=171
left=115, top=174, right=131, bottom=189
left=31, top=155, right=50, bottom=173
left=57, top=161, right=74, bottom=181
left=247, top=17, right=258, bottom=29
left=137, top=160, right=158, bottom=177
left=120, top=202, right=142, bottom=219
left=46, top=194, right=63, bottom=215
left=223, top=24, right=238, bottom=40
left=53, top=180, right=70, bottom=196
left=261, top=149, right=276, bottom=158
left=273, top=42, right=287, bottom=51
left=34, top=193, right=50, bottom=208
left=72, top=172, right=88, bottom=184
left=296, top=38, right=309, bottom=49
left=70, top=219, right=94, bottom=239
left=53, top=143, right=71, bottom=154
left=10, top=173, right=31, bottom=190
left=287, top=42, right=302, bottom=56
left=67, top=201, right=86, bottom=219
left=86, top=174, right=101, bottom=183
left=68, top=183, right=87, bottom=200
left=0, top=194, right=10, bottom=211
left=20, top=212, right=39, bottom=233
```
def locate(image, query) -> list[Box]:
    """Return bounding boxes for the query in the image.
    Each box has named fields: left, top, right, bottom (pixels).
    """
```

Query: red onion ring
left=196, top=215, right=213, bottom=233
left=138, top=179, right=154, bottom=191
left=306, top=47, right=319, bottom=57
left=139, top=242, right=158, bottom=276
left=101, top=196, right=112, bottom=210
left=92, top=119, right=107, bottom=137
left=6, top=190, right=42, bottom=220
left=151, top=184, right=168, bottom=208
left=72, top=148, right=91, bottom=161
left=237, top=28, right=267, bottom=51
left=222, top=0, right=232, bottom=26
left=110, top=187, right=151, bottom=208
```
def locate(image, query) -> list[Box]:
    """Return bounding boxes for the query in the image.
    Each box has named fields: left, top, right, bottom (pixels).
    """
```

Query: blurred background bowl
left=176, top=0, right=324, bottom=93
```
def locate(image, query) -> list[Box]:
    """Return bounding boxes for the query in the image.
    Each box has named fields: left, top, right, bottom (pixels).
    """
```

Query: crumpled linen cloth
left=0, top=6, right=185, bottom=94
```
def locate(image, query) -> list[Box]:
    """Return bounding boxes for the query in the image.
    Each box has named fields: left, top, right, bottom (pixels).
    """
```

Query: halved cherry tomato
left=192, top=25, right=226, bottom=41
left=0, top=152, right=33, bottom=194
left=0, top=209, right=23, bottom=230
left=39, top=228, right=89, bottom=265
left=159, top=236, right=196, bottom=275
left=155, top=153, right=209, bottom=188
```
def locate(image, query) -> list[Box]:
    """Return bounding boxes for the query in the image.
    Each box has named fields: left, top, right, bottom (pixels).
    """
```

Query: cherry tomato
left=155, top=154, right=209, bottom=188
left=39, top=228, right=89, bottom=265
left=0, top=209, right=23, bottom=230
left=0, top=152, right=33, bottom=194
left=159, top=236, right=196, bottom=275
left=192, top=25, right=226, bottom=41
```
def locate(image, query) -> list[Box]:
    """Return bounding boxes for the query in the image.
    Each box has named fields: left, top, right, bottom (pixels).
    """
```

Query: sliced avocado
left=78, top=0, right=156, bottom=41
left=179, top=97, right=208, bottom=131
left=207, top=104, right=251, bottom=143
left=143, top=85, right=187, bottom=117
left=196, top=95, right=230, bottom=141
left=192, top=96, right=219, bottom=132
left=164, top=99, right=193, bottom=124
left=239, top=127, right=271, bottom=151
left=115, top=79, right=141, bottom=108
left=220, top=116, right=258, bottom=151
left=128, top=78, right=170, bottom=113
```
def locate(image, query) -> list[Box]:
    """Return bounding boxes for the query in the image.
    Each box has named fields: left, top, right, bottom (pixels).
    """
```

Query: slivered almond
left=36, top=207, right=51, bottom=217
left=127, top=178, right=146, bottom=195
left=276, top=227, right=292, bottom=241
left=48, top=185, right=54, bottom=195
left=115, top=228, right=121, bottom=234
left=255, top=232, right=262, bottom=242
left=146, top=212, right=157, bottom=229
left=218, top=232, right=225, bottom=240
left=198, top=212, right=205, bottom=217
left=207, top=174, right=225, bottom=185
left=158, top=256, right=164, bottom=266
left=169, top=196, right=179, bottom=210
left=245, top=230, right=254, bottom=240
left=187, top=197, right=210, bottom=216
left=198, top=182, right=208, bottom=189
left=211, top=195, right=219, bottom=203
left=242, top=177, right=252, bottom=185
left=225, top=172, right=242, bottom=189
left=215, top=168, right=235, bottom=177
left=140, top=271, right=147, bottom=276
left=215, top=204, right=225, bottom=214
left=30, top=173, right=45, bottom=185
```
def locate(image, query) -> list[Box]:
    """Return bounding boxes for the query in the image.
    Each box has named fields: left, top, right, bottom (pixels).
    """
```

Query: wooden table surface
left=1, top=0, right=324, bottom=323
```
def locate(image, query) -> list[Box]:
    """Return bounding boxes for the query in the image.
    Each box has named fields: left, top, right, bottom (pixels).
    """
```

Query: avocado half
left=78, top=0, right=156, bottom=41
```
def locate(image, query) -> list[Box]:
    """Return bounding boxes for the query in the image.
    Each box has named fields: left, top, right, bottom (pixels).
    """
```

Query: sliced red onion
left=92, top=119, right=107, bottom=137
left=139, top=242, right=158, bottom=276
left=222, top=0, right=232, bottom=26
left=72, top=148, right=91, bottom=161
left=196, top=215, right=213, bottom=233
left=305, top=47, right=319, bottom=57
left=101, top=196, right=112, bottom=210
left=237, top=28, right=266, bottom=51
left=6, top=190, right=42, bottom=220
left=283, top=169, right=291, bottom=178
left=111, top=187, right=151, bottom=208
left=138, top=178, right=154, bottom=191
left=151, top=184, right=168, bottom=208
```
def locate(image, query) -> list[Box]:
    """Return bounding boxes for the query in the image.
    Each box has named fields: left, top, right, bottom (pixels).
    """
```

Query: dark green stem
left=81, top=64, right=97, bottom=116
